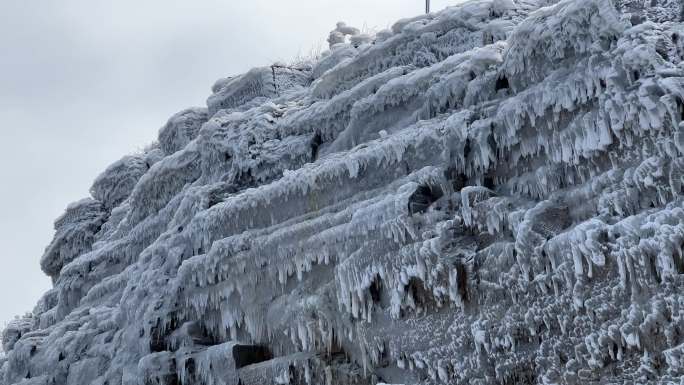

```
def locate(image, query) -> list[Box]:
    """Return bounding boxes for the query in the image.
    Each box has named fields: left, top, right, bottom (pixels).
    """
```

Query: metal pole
left=426, top=0, right=430, bottom=14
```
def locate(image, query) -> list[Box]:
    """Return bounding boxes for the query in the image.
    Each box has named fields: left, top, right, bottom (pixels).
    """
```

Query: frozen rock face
left=39, top=199, right=108, bottom=281
left=3, top=0, right=684, bottom=384
left=158, top=108, right=209, bottom=155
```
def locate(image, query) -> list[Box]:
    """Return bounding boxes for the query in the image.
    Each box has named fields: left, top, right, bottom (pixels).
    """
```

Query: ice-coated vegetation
left=2, top=0, right=684, bottom=384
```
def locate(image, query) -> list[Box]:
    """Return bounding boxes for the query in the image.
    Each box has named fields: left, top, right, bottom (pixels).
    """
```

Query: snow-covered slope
left=3, top=0, right=684, bottom=384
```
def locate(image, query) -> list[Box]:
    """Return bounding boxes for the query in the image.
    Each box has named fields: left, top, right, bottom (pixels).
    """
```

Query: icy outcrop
left=39, top=199, right=107, bottom=280
left=3, top=0, right=684, bottom=384
left=158, top=108, right=209, bottom=155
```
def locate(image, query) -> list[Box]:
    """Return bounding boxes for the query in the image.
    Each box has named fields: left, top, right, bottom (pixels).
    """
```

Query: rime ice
left=2, top=0, right=684, bottom=384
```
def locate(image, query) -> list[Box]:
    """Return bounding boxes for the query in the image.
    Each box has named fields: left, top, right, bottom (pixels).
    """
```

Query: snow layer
left=3, top=0, right=684, bottom=384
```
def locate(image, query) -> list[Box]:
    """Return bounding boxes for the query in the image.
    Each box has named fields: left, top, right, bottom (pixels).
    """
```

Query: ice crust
left=3, top=0, right=684, bottom=384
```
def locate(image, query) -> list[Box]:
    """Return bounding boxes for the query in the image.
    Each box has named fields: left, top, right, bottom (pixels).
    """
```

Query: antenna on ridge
left=426, top=0, right=430, bottom=14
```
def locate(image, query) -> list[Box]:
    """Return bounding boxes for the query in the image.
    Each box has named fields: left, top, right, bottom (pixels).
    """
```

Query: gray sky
left=0, top=0, right=459, bottom=326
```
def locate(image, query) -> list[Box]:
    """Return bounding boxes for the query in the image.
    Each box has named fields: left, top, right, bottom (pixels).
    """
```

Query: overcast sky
left=0, top=0, right=459, bottom=327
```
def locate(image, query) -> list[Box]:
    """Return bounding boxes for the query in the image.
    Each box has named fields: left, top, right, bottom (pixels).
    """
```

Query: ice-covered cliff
left=3, top=0, right=684, bottom=383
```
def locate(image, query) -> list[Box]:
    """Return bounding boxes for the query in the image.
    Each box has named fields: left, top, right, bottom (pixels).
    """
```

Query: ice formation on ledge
left=3, top=0, right=684, bottom=384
